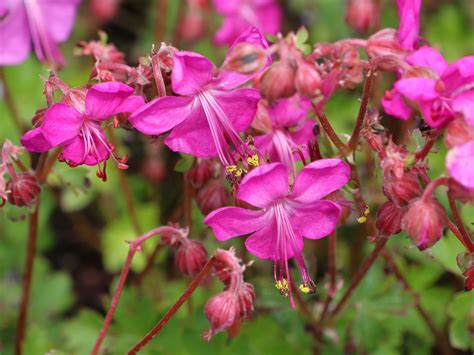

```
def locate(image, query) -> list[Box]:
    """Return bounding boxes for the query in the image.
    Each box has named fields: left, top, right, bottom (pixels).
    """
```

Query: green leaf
left=447, top=292, right=473, bottom=350
left=174, top=154, right=195, bottom=173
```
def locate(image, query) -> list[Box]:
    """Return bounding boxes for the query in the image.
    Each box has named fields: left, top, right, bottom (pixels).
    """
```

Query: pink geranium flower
left=204, top=159, right=350, bottom=306
left=382, top=46, right=474, bottom=128
left=0, top=0, right=80, bottom=66
left=21, top=82, right=144, bottom=176
left=129, top=27, right=269, bottom=166
left=212, top=0, right=281, bottom=46
left=397, top=0, right=421, bottom=50
left=253, top=95, right=313, bottom=174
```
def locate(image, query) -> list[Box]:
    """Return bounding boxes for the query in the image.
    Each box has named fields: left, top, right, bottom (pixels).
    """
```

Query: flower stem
left=14, top=204, right=40, bottom=355
left=447, top=189, right=473, bottom=252
left=447, top=221, right=474, bottom=253
left=347, top=70, right=374, bottom=152
left=414, top=130, right=440, bottom=162
left=382, top=250, right=453, bottom=355
left=314, top=110, right=350, bottom=157
left=91, top=226, right=185, bottom=355
left=127, top=257, right=217, bottom=354
left=318, top=232, right=337, bottom=324
left=326, top=237, right=388, bottom=323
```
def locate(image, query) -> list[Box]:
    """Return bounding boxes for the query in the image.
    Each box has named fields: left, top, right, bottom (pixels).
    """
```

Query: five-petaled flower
left=204, top=159, right=350, bottom=307
left=129, top=27, right=269, bottom=167
left=21, top=82, right=144, bottom=179
left=0, top=0, right=81, bottom=67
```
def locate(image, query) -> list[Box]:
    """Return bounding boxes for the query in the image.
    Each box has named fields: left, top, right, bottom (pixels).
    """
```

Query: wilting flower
left=212, top=0, right=281, bottom=46
left=205, top=159, right=350, bottom=306
left=129, top=27, right=269, bottom=166
left=0, top=0, right=80, bottom=66
left=21, top=82, right=144, bottom=177
left=382, top=46, right=474, bottom=128
left=253, top=95, right=312, bottom=174
left=397, top=0, right=421, bottom=50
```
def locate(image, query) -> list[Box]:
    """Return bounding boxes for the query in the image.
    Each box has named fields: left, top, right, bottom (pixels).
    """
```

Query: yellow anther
left=235, top=168, right=243, bottom=177
left=299, top=284, right=311, bottom=294
left=247, top=154, right=260, bottom=167
left=357, top=216, right=367, bottom=224
left=363, top=206, right=370, bottom=216
left=275, top=279, right=289, bottom=296
left=226, top=165, right=238, bottom=173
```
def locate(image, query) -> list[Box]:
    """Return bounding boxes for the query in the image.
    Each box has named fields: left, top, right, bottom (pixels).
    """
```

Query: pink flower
left=204, top=159, right=350, bottom=306
left=382, top=46, right=474, bottom=128
left=0, top=0, right=80, bottom=66
left=212, top=0, right=281, bottom=46
left=129, top=28, right=269, bottom=166
left=397, top=0, right=421, bottom=50
left=253, top=95, right=313, bottom=174
left=21, top=82, right=144, bottom=174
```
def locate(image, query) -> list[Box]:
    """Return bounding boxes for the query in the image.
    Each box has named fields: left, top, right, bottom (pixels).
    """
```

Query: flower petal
left=211, top=88, right=260, bottom=130
left=293, top=159, right=350, bottom=203
left=238, top=163, right=289, bottom=208
left=267, top=95, right=311, bottom=128
left=128, top=96, right=195, bottom=134
left=85, top=82, right=134, bottom=120
left=115, top=95, right=145, bottom=114
left=406, top=46, right=447, bottom=76
left=0, top=1, right=31, bottom=65
left=442, top=56, right=474, bottom=96
left=20, top=128, right=52, bottom=152
left=381, top=89, right=412, bottom=120
left=291, top=200, right=341, bottom=239
left=62, top=132, right=110, bottom=166
left=452, top=90, right=474, bottom=126
left=446, top=141, right=474, bottom=190
left=204, top=206, right=268, bottom=241
left=38, top=0, right=80, bottom=43
left=216, top=27, right=270, bottom=89
left=171, top=51, right=215, bottom=96
left=394, top=78, right=438, bottom=102
left=397, top=0, right=421, bottom=50
left=42, top=103, right=83, bottom=146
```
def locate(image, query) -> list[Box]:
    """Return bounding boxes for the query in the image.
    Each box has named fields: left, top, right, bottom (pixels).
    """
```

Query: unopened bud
left=295, top=61, right=321, bottom=98
left=375, top=202, right=404, bottom=236
left=345, top=0, right=380, bottom=33
left=260, top=62, right=296, bottom=101
left=179, top=10, right=205, bottom=42
left=445, top=119, right=474, bottom=149
left=6, top=173, right=41, bottom=207
left=175, top=240, right=208, bottom=276
left=384, top=172, right=422, bottom=206
left=196, top=180, right=229, bottom=215
left=203, top=291, right=239, bottom=341
left=402, top=197, right=448, bottom=250
left=222, top=43, right=267, bottom=75
left=186, top=159, right=216, bottom=188
left=366, top=29, right=408, bottom=59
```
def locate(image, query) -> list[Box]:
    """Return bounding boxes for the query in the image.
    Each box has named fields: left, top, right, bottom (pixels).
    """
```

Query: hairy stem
left=447, top=189, right=473, bottom=252
left=347, top=70, right=374, bottom=152
left=91, top=226, right=185, bottom=355
left=128, top=257, right=217, bottom=354
left=314, top=110, right=350, bottom=156
left=414, top=130, right=440, bottom=162
left=447, top=221, right=474, bottom=253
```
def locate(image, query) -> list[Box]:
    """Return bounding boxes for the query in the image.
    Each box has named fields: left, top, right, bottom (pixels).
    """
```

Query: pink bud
left=295, top=61, right=321, bottom=98
left=345, top=0, right=380, bottom=33
left=237, top=282, right=255, bottom=319
left=196, top=180, right=229, bottom=215
left=384, top=172, right=422, bottom=206
left=402, top=198, right=448, bottom=250
left=222, top=42, right=267, bottom=75
left=6, top=173, right=41, bottom=207
left=141, top=159, right=166, bottom=183
left=179, top=10, right=205, bottom=42
left=203, top=291, right=239, bottom=341
left=260, top=62, right=296, bottom=101
left=175, top=240, right=208, bottom=276
left=444, top=119, right=474, bottom=148
left=186, top=159, right=216, bottom=188
left=376, top=202, right=404, bottom=237
left=89, top=0, right=119, bottom=23
left=366, top=29, right=408, bottom=59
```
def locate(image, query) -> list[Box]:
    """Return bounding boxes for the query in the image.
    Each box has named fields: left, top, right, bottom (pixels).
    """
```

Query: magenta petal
left=395, top=78, right=439, bottom=101
left=446, top=141, right=474, bottom=190
left=442, top=56, right=474, bottom=95
left=85, top=82, right=134, bottom=120
left=267, top=95, right=312, bottom=128
left=217, top=27, right=270, bottom=89
left=293, top=159, right=350, bottom=203
left=211, top=88, right=260, bottom=130
left=21, top=128, right=52, bottom=152
left=212, top=0, right=239, bottom=14
left=42, top=103, right=83, bottom=146
left=0, top=1, right=31, bottom=65
left=291, top=201, right=341, bottom=239
left=204, top=206, right=268, bottom=241
left=129, top=96, right=195, bottom=135
left=115, top=95, right=145, bottom=114
left=62, top=132, right=110, bottom=166
left=38, top=0, right=80, bottom=43
left=164, top=106, right=217, bottom=157
left=288, top=121, right=315, bottom=146
left=245, top=217, right=304, bottom=260
left=171, top=51, right=215, bottom=96
left=406, top=46, right=447, bottom=76
left=238, top=163, right=289, bottom=208
left=381, top=90, right=412, bottom=120
left=397, top=0, right=421, bottom=50
left=452, top=90, right=474, bottom=126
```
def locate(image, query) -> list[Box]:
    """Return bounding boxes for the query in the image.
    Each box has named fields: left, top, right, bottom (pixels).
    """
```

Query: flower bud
left=179, top=9, right=205, bottom=42
left=237, top=282, right=255, bottom=319
left=294, top=61, right=321, bottom=98
left=89, top=0, right=119, bottom=23
left=376, top=202, right=404, bottom=236
left=141, top=159, right=166, bottom=183
left=6, top=173, right=41, bottom=207
left=196, top=180, right=229, bottom=215
left=345, top=0, right=380, bottom=33
left=444, top=118, right=474, bottom=149
left=366, top=29, right=408, bottom=59
left=380, top=140, right=408, bottom=179
left=384, top=172, right=422, bottom=206
left=260, top=62, right=296, bottom=101
left=175, top=240, right=208, bottom=276
left=222, top=42, right=267, bottom=75
left=186, top=159, right=216, bottom=188
left=402, top=197, right=448, bottom=250
left=203, top=291, right=239, bottom=341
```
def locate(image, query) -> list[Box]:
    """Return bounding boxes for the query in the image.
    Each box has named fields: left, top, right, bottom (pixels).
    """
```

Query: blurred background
left=0, top=0, right=473, bottom=354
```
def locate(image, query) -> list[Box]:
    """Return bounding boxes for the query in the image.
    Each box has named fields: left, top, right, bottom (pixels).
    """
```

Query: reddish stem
left=348, top=70, right=374, bottom=152
left=91, top=226, right=185, bottom=355
left=421, top=177, right=449, bottom=202
left=414, top=131, right=440, bottom=162
left=314, top=110, right=350, bottom=156
left=127, top=257, right=217, bottom=354
left=447, top=221, right=474, bottom=253
left=152, top=55, right=167, bottom=97
left=447, top=189, right=473, bottom=252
